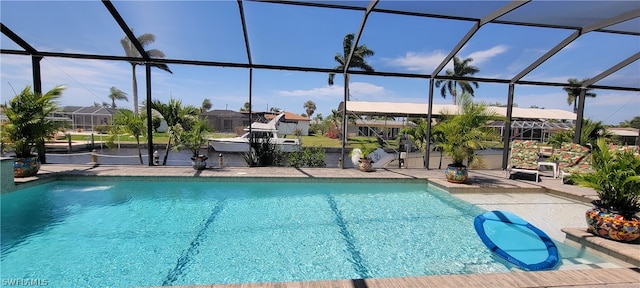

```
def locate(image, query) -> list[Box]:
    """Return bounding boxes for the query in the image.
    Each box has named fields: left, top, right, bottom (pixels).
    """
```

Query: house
left=57, top=106, right=115, bottom=131
left=264, top=111, right=310, bottom=136
left=201, top=109, right=249, bottom=134
left=347, top=118, right=417, bottom=139
left=607, top=127, right=640, bottom=146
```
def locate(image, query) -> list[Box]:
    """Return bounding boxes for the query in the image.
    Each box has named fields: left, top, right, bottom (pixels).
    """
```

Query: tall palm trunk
left=163, top=137, right=171, bottom=165
left=36, top=139, right=46, bottom=164
left=136, top=137, right=143, bottom=165
left=131, top=64, right=138, bottom=115
left=452, top=82, right=458, bottom=105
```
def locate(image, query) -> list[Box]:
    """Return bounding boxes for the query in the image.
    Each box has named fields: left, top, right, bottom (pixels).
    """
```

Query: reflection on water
left=0, top=182, right=132, bottom=256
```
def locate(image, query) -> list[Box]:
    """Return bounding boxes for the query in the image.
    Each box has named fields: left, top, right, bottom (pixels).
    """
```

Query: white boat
left=208, top=113, right=301, bottom=153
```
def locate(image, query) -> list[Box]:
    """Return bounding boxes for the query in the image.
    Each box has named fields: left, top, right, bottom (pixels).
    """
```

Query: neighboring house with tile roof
left=264, top=111, right=310, bottom=136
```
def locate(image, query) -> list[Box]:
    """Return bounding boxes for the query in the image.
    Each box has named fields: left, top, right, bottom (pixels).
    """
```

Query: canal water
left=38, top=147, right=353, bottom=168
left=34, top=146, right=505, bottom=170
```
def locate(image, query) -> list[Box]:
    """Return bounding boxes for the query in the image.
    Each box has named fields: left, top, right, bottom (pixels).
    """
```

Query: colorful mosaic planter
left=585, top=207, right=640, bottom=242
left=13, top=156, right=41, bottom=178
left=359, top=158, right=374, bottom=172
left=445, top=164, right=468, bottom=183
left=190, top=155, right=208, bottom=170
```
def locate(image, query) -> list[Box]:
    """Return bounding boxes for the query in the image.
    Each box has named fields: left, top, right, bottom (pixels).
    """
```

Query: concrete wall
left=397, top=150, right=505, bottom=170
left=1, top=157, right=15, bottom=193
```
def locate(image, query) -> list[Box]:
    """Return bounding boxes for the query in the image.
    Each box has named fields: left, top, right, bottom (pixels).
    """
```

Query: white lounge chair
left=351, top=148, right=397, bottom=169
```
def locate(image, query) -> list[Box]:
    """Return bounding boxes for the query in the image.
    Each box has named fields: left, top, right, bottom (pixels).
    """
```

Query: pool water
left=0, top=179, right=606, bottom=287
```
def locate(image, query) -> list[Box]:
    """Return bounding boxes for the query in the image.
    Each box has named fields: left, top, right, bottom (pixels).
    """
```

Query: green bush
left=287, top=147, right=326, bottom=168
left=243, top=135, right=286, bottom=167
left=569, top=138, right=640, bottom=219
left=93, top=124, right=111, bottom=134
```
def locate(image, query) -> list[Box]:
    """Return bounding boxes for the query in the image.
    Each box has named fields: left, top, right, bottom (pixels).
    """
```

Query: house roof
left=264, top=111, right=309, bottom=121
left=608, top=127, right=640, bottom=137
left=355, top=119, right=417, bottom=129
left=201, top=109, right=245, bottom=117
left=343, top=101, right=577, bottom=121
left=60, top=106, right=115, bottom=115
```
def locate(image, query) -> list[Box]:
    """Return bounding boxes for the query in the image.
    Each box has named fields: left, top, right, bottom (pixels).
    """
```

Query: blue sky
left=1, top=0, right=639, bottom=125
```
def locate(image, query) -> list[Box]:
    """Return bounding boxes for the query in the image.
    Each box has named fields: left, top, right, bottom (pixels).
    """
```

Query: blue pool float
left=474, top=210, right=560, bottom=271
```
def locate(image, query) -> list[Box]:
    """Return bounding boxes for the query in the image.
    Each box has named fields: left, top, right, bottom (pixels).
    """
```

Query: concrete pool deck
left=9, top=164, right=640, bottom=287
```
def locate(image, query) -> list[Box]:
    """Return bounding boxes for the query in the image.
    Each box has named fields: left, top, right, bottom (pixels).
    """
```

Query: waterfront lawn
left=58, top=132, right=399, bottom=149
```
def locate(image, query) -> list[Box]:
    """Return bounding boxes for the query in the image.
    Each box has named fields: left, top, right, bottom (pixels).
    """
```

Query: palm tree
left=269, top=107, right=282, bottom=113
left=563, top=78, right=596, bottom=114
left=547, top=118, right=612, bottom=148
left=201, top=98, right=212, bottom=113
left=435, top=56, right=480, bottom=105
left=151, top=98, right=200, bottom=165
left=401, top=118, right=447, bottom=168
left=121, top=32, right=172, bottom=115
left=433, top=93, right=503, bottom=167
left=108, top=86, right=128, bottom=108
left=240, top=102, right=251, bottom=112
left=1, top=85, right=65, bottom=166
left=107, top=109, right=146, bottom=165
left=579, top=119, right=612, bottom=148
left=328, top=33, right=375, bottom=100
left=303, top=100, right=316, bottom=118
left=619, top=116, right=640, bottom=129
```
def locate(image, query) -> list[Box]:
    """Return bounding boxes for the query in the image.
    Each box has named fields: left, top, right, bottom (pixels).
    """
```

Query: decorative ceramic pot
left=585, top=206, right=640, bottom=242
left=359, top=158, right=374, bottom=172
left=445, top=164, right=468, bottom=183
left=191, top=155, right=208, bottom=170
left=14, top=156, right=41, bottom=178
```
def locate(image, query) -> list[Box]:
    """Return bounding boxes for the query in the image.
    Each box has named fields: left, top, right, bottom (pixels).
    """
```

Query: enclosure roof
left=355, top=119, right=417, bottom=128
left=61, top=107, right=115, bottom=116
left=488, top=120, right=574, bottom=130
left=608, top=127, right=640, bottom=137
left=344, top=101, right=577, bottom=120
left=1, top=0, right=638, bottom=92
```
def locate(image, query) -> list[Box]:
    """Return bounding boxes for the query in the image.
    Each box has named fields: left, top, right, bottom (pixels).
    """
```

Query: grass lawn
left=54, top=133, right=504, bottom=151
left=57, top=132, right=400, bottom=149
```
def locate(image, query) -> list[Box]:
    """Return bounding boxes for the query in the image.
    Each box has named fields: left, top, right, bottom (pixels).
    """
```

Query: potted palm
left=350, top=146, right=377, bottom=172
left=433, top=93, right=502, bottom=183
left=1, top=85, right=65, bottom=177
left=569, top=138, right=640, bottom=242
left=180, top=119, right=210, bottom=170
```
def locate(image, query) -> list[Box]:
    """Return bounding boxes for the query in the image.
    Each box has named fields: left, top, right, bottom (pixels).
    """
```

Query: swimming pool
left=0, top=178, right=609, bottom=286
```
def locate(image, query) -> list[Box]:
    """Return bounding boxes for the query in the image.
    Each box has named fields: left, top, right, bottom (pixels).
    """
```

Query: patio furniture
left=537, top=161, right=558, bottom=179
left=506, top=140, right=540, bottom=182
left=554, top=142, right=592, bottom=183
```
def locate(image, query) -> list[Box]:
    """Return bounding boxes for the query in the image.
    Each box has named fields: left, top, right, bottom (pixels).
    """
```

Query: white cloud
left=350, top=82, right=386, bottom=95
left=386, top=45, right=508, bottom=73
left=385, top=50, right=448, bottom=73
left=277, top=82, right=386, bottom=98
left=278, top=85, right=342, bottom=97
left=464, top=45, right=508, bottom=65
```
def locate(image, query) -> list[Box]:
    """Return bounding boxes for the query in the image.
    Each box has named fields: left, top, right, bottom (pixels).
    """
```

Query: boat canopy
left=246, top=113, right=285, bottom=131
